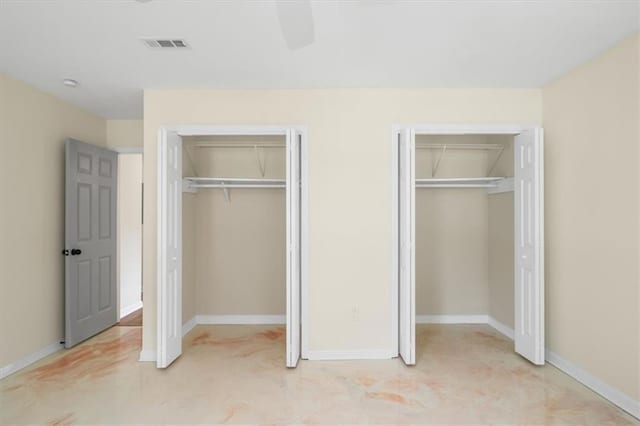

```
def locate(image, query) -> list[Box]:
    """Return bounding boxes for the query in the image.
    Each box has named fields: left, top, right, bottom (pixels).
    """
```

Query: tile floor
left=0, top=324, right=636, bottom=424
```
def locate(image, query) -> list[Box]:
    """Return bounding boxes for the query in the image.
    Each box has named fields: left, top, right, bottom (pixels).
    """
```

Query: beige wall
left=488, top=192, right=514, bottom=327
left=0, top=74, right=106, bottom=368
left=106, top=120, right=143, bottom=149
left=543, top=34, right=640, bottom=400
left=143, top=88, right=541, bottom=354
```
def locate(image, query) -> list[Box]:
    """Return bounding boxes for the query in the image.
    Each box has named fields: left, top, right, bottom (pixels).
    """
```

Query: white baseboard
left=485, top=316, right=639, bottom=420
left=196, top=314, right=285, bottom=325
left=120, top=301, right=143, bottom=319
left=0, top=341, right=64, bottom=380
left=305, top=349, right=395, bottom=361
left=416, top=314, right=488, bottom=324
left=487, top=316, right=515, bottom=340
left=545, top=350, right=640, bottom=420
left=138, top=349, right=156, bottom=362
left=182, top=316, right=197, bottom=336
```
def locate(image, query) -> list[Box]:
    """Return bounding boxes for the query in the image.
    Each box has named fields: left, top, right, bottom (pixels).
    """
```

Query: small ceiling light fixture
left=63, top=79, right=78, bottom=88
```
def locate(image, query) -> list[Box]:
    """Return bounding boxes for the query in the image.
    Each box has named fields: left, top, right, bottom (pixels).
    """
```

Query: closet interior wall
left=487, top=137, right=515, bottom=328
left=415, top=134, right=514, bottom=320
left=182, top=135, right=287, bottom=322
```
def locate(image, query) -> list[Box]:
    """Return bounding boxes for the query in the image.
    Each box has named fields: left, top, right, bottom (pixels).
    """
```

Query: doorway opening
left=392, top=125, right=544, bottom=366
left=157, top=125, right=308, bottom=368
left=117, top=152, right=143, bottom=327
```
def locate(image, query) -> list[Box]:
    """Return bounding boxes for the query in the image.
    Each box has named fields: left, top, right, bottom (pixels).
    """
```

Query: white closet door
left=157, top=129, right=183, bottom=368
left=398, top=128, right=416, bottom=365
left=514, top=128, right=545, bottom=365
left=286, top=128, right=302, bottom=368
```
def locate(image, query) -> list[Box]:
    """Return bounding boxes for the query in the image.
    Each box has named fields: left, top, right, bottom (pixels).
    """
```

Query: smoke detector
left=142, top=39, right=190, bottom=49
left=63, top=79, right=78, bottom=88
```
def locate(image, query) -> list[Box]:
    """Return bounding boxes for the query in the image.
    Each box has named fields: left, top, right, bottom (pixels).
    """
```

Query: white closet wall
left=182, top=136, right=286, bottom=318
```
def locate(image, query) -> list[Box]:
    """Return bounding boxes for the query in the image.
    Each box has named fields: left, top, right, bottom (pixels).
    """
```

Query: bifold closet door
left=286, top=128, right=302, bottom=368
left=398, top=128, right=416, bottom=365
left=514, top=128, right=545, bottom=365
left=157, top=129, right=183, bottom=368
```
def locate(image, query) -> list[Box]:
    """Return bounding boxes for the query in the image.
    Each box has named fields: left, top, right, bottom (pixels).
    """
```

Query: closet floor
left=1, top=324, right=634, bottom=424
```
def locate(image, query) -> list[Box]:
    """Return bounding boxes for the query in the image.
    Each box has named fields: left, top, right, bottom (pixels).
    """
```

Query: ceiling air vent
left=142, top=39, right=190, bottom=49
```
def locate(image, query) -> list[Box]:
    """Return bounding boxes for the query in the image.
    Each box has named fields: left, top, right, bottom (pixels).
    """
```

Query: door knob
left=71, top=249, right=82, bottom=256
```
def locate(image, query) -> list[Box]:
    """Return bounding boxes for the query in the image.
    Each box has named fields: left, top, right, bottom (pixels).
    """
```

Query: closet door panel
left=286, top=129, right=301, bottom=368
left=157, top=129, right=183, bottom=368
left=398, top=128, right=416, bottom=365
left=514, top=128, right=544, bottom=365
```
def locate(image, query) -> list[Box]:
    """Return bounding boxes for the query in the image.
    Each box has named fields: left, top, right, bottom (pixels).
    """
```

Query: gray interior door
left=64, top=139, right=117, bottom=348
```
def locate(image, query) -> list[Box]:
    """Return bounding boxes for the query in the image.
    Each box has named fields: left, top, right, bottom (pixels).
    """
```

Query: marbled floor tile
left=0, top=324, right=637, bottom=425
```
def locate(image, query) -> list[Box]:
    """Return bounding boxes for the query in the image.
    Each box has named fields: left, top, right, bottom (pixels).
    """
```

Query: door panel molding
left=65, top=139, right=117, bottom=348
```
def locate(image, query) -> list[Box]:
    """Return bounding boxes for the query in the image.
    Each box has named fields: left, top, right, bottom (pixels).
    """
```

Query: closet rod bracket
left=254, top=145, right=266, bottom=177
left=222, top=185, right=230, bottom=202
left=432, top=146, right=446, bottom=177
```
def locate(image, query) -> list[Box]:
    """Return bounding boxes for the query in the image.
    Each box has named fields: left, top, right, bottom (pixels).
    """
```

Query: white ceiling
left=1, top=0, right=638, bottom=119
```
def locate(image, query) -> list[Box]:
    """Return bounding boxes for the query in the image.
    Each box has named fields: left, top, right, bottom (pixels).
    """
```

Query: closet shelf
left=183, top=177, right=285, bottom=188
left=416, top=177, right=506, bottom=188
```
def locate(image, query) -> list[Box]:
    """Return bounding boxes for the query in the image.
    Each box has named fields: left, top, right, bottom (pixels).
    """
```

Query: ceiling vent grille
left=142, top=39, right=190, bottom=49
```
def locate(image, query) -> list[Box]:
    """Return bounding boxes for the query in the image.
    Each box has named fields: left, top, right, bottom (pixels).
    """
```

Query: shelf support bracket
left=254, top=145, right=266, bottom=177
left=487, top=146, right=505, bottom=177
left=183, top=145, right=199, bottom=177
left=221, top=184, right=230, bottom=202
left=432, top=146, right=446, bottom=177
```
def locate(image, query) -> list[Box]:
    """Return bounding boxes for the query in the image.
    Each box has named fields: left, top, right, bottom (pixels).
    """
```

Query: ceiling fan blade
left=275, top=0, right=315, bottom=50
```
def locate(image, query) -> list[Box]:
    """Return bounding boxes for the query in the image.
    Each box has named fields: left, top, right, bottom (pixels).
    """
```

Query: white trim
left=305, top=349, right=396, bottom=361
left=300, top=130, right=310, bottom=359
left=0, top=341, right=64, bottom=380
left=182, top=316, right=197, bottom=337
left=487, top=316, right=515, bottom=340
left=545, top=351, right=640, bottom=420
left=417, top=314, right=489, bottom=324
left=113, top=147, right=144, bottom=154
left=390, top=127, right=399, bottom=357
left=138, top=349, right=156, bottom=362
left=170, top=124, right=298, bottom=137
left=485, top=317, right=639, bottom=420
left=409, top=124, right=531, bottom=135
left=120, top=301, right=143, bottom=319
left=196, top=315, right=286, bottom=325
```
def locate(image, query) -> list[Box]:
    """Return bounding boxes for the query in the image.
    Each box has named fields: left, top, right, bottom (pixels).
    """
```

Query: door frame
left=390, top=123, right=543, bottom=359
left=156, top=124, right=309, bottom=364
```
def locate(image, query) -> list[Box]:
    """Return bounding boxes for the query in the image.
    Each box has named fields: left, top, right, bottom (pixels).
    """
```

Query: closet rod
left=416, top=143, right=505, bottom=150
left=416, top=184, right=498, bottom=188
left=184, top=177, right=284, bottom=183
left=189, top=184, right=285, bottom=188
left=187, top=143, right=285, bottom=148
